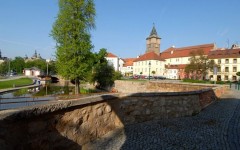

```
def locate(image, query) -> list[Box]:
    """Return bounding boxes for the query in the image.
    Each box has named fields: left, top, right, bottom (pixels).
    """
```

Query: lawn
left=0, top=78, right=33, bottom=89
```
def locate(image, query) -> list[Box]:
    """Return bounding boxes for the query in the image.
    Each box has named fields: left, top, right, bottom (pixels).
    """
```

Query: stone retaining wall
left=114, top=80, right=219, bottom=93
left=0, top=81, right=228, bottom=149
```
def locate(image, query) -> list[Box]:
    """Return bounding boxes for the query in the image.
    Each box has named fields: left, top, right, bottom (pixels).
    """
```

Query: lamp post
left=148, top=62, right=151, bottom=80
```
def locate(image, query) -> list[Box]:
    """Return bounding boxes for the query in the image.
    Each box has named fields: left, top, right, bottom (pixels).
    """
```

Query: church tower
left=146, top=25, right=161, bottom=54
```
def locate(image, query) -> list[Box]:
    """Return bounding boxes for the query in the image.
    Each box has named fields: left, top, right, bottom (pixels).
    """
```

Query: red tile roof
left=123, top=58, right=136, bottom=67
left=160, top=43, right=215, bottom=59
left=208, top=48, right=240, bottom=59
left=107, top=52, right=118, bottom=58
left=133, top=51, right=165, bottom=62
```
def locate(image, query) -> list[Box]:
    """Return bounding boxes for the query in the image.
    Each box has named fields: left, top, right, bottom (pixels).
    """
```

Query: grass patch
left=33, top=86, right=97, bottom=96
left=120, top=79, right=147, bottom=82
left=182, top=79, right=229, bottom=84
left=0, top=78, right=33, bottom=89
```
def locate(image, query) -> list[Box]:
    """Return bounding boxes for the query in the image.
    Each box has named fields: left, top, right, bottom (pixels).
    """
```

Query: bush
left=182, top=79, right=208, bottom=83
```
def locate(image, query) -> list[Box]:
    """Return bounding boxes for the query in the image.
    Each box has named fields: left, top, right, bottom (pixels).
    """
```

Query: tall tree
left=51, top=0, right=96, bottom=94
left=185, top=49, right=215, bottom=80
left=11, top=57, right=25, bottom=74
left=0, top=61, right=8, bottom=75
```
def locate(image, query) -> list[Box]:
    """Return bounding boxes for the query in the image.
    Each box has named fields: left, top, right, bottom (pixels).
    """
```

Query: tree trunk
left=75, top=78, right=80, bottom=95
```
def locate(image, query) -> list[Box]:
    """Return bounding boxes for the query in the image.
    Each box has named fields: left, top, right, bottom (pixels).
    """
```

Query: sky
left=0, top=0, right=240, bottom=59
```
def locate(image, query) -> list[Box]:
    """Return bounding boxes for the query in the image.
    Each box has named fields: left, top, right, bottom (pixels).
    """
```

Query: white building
left=23, top=67, right=41, bottom=77
left=106, top=52, right=124, bottom=72
left=133, top=51, right=165, bottom=77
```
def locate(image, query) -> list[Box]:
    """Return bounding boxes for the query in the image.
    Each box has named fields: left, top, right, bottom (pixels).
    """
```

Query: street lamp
left=148, top=61, right=151, bottom=80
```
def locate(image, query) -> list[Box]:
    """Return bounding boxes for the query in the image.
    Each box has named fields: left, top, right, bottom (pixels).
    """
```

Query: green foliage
left=80, top=88, right=96, bottom=94
left=51, top=0, right=96, bottom=94
left=25, top=59, right=47, bottom=73
left=183, top=79, right=229, bottom=84
left=114, top=71, right=123, bottom=80
left=11, top=57, right=25, bottom=74
left=0, top=61, right=8, bottom=75
left=13, top=88, right=28, bottom=97
left=236, top=72, right=240, bottom=76
left=89, top=48, right=116, bottom=89
left=151, top=70, right=156, bottom=75
left=185, top=49, right=215, bottom=79
left=182, top=79, right=209, bottom=83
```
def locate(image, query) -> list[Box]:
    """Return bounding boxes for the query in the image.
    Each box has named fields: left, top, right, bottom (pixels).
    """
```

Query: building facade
left=208, top=47, right=240, bottom=81
left=105, top=52, right=124, bottom=72
left=108, top=26, right=239, bottom=81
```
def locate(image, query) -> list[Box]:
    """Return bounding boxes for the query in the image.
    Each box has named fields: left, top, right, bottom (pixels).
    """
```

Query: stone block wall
left=0, top=81, right=227, bottom=149
left=114, top=80, right=227, bottom=96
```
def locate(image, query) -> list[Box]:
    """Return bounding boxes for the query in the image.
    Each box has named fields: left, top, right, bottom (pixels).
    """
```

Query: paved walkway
left=86, top=86, right=240, bottom=150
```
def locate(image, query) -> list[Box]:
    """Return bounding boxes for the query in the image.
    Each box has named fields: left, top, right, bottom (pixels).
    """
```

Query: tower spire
left=146, top=24, right=161, bottom=54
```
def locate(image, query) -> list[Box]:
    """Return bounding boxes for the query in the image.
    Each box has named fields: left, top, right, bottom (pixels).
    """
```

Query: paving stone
left=87, top=88, right=240, bottom=149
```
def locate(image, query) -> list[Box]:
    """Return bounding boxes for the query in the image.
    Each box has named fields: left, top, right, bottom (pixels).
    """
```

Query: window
left=224, top=75, right=228, bottom=80
left=156, top=61, right=158, bottom=65
left=217, top=67, right=221, bottom=72
left=233, top=67, right=237, bottom=72
left=233, top=76, right=237, bottom=81
left=225, top=67, right=229, bottom=72
left=145, top=68, right=147, bottom=72
left=225, top=59, right=229, bottom=64
left=218, top=59, right=221, bottom=64
left=233, top=59, right=237, bottom=63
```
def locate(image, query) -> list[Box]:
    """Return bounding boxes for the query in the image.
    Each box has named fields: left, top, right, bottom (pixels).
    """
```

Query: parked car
left=155, top=76, right=166, bottom=80
left=10, top=72, right=17, bottom=76
left=145, top=76, right=153, bottom=79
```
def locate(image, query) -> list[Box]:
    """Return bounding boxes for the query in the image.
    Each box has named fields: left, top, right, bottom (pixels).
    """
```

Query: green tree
left=51, top=0, right=96, bottom=94
left=25, top=59, right=47, bottom=73
left=89, top=48, right=116, bottom=89
left=151, top=70, right=156, bottom=77
left=236, top=72, right=240, bottom=76
left=11, top=57, right=25, bottom=74
left=236, top=72, right=240, bottom=81
left=0, top=61, right=8, bottom=75
left=185, top=49, right=215, bottom=80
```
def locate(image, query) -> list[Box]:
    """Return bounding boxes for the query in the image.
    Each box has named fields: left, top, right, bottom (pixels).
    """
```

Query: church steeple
left=146, top=24, right=161, bottom=54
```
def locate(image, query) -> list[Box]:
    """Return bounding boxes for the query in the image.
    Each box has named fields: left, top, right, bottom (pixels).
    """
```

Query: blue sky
left=0, top=0, right=240, bottom=59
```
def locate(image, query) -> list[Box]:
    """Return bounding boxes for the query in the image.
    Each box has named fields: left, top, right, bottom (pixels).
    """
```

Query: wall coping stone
left=0, top=93, right=119, bottom=121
